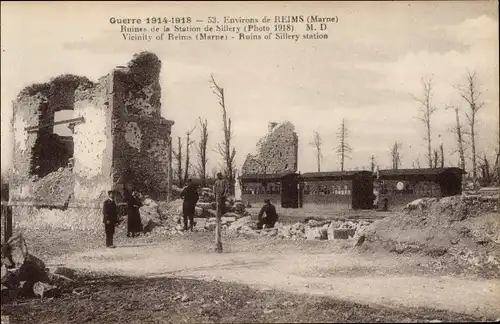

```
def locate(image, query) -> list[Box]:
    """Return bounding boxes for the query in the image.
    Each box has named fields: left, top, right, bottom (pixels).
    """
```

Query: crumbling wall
left=242, top=121, right=298, bottom=175
left=11, top=95, right=44, bottom=192
left=111, top=52, right=174, bottom=200
left=10, top=75, right=97, bottom=205
left=62, top=77, right=113, bottom=205
left=9, top=52, right=174, bottom=231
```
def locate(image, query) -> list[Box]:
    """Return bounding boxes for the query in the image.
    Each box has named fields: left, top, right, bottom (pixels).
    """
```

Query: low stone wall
left=12, top=205, right=102, bottom=233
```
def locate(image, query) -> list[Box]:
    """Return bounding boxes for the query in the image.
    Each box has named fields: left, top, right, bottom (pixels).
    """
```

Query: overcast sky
left=1, top=1, right=499, bottom=176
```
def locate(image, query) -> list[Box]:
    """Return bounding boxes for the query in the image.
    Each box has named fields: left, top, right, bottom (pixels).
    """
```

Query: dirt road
left=49, top=237, right=500, bottom=319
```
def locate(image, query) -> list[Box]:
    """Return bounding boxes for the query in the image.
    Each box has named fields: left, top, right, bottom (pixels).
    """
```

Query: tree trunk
left=440, top=144, right=444, bottom=168
left=471, top=114, right=477, bottom=188
left=215, top=198, right=223, bottom=253
left=177, top=137, right=183, bottom=187
left=454, top=108, right=466, bottom=172
left=167, top=136, right=172, bottom=202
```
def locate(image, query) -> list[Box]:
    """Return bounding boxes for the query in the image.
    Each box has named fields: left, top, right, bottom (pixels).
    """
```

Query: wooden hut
left=376, top=167, right=465, bottom=208
left=239, top=171, right=300, bottom=208
left=300, top=171, right=373, bottom=210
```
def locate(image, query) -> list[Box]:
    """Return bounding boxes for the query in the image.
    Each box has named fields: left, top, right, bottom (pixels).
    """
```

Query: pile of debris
left=137, top=194, right=249, bottom=235
left=32, top=167, right=76, bottom=207
left=1, top=235, right=77, bottom=303
left=358, top=194, right=500, bottom=273
left=225, top=216, right=373, bottom=241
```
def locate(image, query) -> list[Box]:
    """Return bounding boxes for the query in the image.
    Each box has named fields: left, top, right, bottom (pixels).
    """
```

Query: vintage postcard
left=1, top=1, right=499, bottom=323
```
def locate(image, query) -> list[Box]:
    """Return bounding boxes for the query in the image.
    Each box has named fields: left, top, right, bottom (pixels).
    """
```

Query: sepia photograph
left=1, top=1, right=499, bottom=323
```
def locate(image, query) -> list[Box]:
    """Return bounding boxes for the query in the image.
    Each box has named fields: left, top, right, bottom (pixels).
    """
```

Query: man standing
left=213, top=172, right=229, bottom=252
left=180, top=179, right=199, bottom=231
left=103, top=190, right=118, bottom=248
left=257, top=199, right=279, bottom=230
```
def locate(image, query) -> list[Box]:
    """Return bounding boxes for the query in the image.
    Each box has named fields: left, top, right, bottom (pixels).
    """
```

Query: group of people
left=102, top=188, right=145, bottom=248
left=102, top=172, right=280, bottom=248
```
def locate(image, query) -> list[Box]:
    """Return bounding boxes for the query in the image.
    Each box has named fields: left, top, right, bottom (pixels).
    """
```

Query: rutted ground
left=48, top=234, right=500, bottom=320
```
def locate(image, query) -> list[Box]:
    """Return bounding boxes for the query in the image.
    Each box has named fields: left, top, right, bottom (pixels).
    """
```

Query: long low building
left=301, top=171, right=373, bottom=210
left=239, top=167, right=465, bottom=210
left=375, top=167, right=465, bottom=208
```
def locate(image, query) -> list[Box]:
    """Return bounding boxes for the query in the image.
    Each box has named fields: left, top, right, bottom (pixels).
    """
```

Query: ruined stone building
left=241, top=122, right=299, bottom=175
left=9, top=52, right=174, bottom=225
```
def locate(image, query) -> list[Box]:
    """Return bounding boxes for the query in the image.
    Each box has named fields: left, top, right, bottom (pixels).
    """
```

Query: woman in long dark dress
left=125, top=189, right=143, bottom=237
left=180, top=179, right=199, bottom=231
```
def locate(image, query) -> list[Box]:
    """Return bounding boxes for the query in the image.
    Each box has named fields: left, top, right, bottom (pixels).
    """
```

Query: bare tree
left=183, top=126, right=196, bottom=184
left=413, top=77, right=438, bottom=168
left=389, top=142, right=402, bottom=170
left=370, top=155, right=376, bottom=173
left=335, top=119, right=352, bottom=172
left=172, top=137, right=183, bottom=186
left=456, top=70, right=485, bottom=189
left=210, top=75, right=236, bottom=195
left=412, top=154, right=421, bottom=169
left=478, top=154, right=491, bottom=185
left=446, top=105, right=468, bottom=172
left=310, top=131, right=323, bottom=172
left=433, top=150, right=439, bottom=168
left=196, top=117, right=209, bottom=184
left=439, top=143, right=444, bottom=168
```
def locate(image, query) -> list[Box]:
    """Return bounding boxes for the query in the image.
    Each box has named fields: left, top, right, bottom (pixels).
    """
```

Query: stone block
left=333, top=229, right=351, bottom=239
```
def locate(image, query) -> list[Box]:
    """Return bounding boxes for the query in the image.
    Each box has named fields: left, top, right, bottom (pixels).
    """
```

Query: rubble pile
left=359, top=194, right=500, bottom=274
left=1, top=235, right=78, bottom=303
left=32, top=167, right=76, bottom=207
left=225, top=216, right=373, bottom=241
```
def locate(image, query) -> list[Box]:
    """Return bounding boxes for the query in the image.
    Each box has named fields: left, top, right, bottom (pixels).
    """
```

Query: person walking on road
left=180, top=179, right=199, bottom=231
left=102, top=190, right=118, bottom=248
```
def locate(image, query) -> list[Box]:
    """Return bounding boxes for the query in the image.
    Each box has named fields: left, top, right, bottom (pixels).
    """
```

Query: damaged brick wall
left=242, top=121, right=298, bottom=175
left=9, top=52, right=174, bottom=228
left=111, top=52, right=174, bottom=201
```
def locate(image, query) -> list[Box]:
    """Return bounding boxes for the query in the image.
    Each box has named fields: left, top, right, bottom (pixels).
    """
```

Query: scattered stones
left=33, top=281, right=59, bottom=299
left=1, top=238, right=78, bottom=302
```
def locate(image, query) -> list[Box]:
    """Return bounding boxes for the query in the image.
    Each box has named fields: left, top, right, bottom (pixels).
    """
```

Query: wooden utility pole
left=215, top=195, right=223, bottom=253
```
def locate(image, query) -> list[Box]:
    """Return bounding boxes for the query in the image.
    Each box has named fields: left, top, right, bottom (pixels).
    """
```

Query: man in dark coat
left=256, top=199, right=279, bottom=230
left=180, top=179, right=199, bottom=231
left=102, top=190, right=118, bottom=248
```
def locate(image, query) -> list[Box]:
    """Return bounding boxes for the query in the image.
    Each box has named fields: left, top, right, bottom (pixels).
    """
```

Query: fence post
left=1, top=202, right=13, bottom=243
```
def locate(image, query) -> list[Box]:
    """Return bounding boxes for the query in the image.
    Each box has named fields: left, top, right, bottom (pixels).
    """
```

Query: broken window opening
left=29, top=109, right=76, bottom=179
